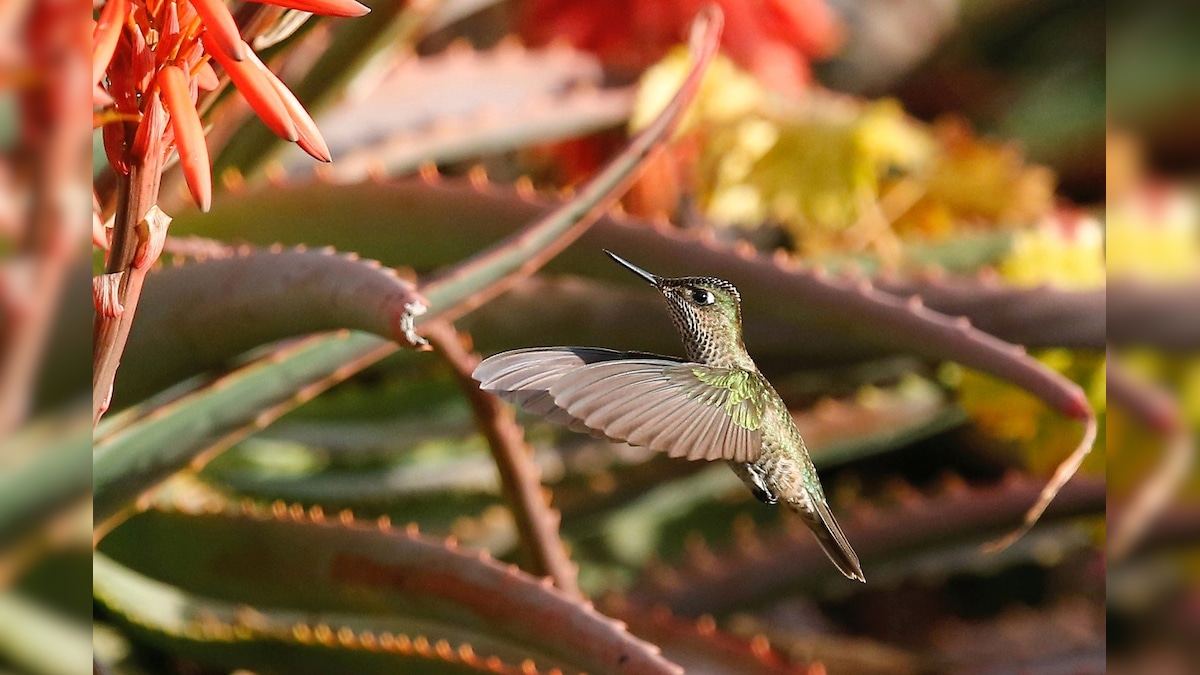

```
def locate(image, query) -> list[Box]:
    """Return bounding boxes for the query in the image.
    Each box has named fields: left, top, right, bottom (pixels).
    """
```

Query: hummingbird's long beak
left=604, top=250, right=660, bottom=285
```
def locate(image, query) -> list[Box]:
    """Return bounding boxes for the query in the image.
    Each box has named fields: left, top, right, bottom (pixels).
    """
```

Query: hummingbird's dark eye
left=690, top=288, right=715, bottom=306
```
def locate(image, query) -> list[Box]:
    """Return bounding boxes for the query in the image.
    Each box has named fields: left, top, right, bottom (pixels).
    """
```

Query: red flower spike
left=244, top=48, right=330, bottom=161
left=195, top=61, right=220, bottom=90
left=160, top=66, right=212, bottom=211
left=190, top=0, right=246, bottom=61
left=252, top=0, right=371, bottom=18
left=202, top=35, right=298, bottom=142
left=93, top=0, right=128, bottom=87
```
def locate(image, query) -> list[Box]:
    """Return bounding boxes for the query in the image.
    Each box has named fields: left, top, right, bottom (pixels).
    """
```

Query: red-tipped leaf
left=191, top=0, right=246, bottom=61
left=160, top=66, right=212, bottom=212
left=92, top=0, right=127, bottom=86
left=202, top=35, right=298, bottom=142
left=252, top=0, right=370, bottom=18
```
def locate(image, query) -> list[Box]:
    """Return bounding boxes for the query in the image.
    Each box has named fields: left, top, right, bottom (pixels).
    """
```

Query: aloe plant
left=15, top=0, right=1184, bottom=672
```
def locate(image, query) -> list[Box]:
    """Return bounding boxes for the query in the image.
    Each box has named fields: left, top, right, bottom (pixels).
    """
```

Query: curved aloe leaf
left=0, top=412, right=90, bottom=553
left=629, top=472, right=1105, bottom=615
left=168, top=175, right=1093, bottom=414
left=114, top=247, right=427, bottom=406
left=93, top=334, right=396, bottom=534
left=170, top=178, right=1101, bottom=351
left=95, top=554, right=586, bottom=674
left=98, top=490, right=681, bottom=674
left=1107, top=279, right=1200, bottom=351
left=0, top=592, right=92, bottom=675
left=278, top=44, right=631, bottom=181
left=601, top=598, right=816, bottom=675
left=817, top=229, right=1015, bottom=277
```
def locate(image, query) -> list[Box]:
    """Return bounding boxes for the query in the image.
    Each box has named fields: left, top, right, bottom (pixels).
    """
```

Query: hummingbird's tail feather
left=803, top=499, right=865, bottom=583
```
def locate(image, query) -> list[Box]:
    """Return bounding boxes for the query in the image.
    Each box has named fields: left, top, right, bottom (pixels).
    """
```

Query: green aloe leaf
left=0, top=592, right=92, bottom=675
left=93, top=334, right=395, bottom=533
left=0, top=412, right=90, bottom=554
left=97, top=489, right=681, bottom=674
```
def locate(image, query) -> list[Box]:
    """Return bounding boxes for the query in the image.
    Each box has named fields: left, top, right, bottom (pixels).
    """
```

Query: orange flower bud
left=254, top=0, right=370, bottom=18
left=191, top=0, right=246, bottom=61
left=244, top=49, right=330, bottom=161
left=195, top=61, right=220, bottom=91
left=92, top=0, right=127, bottom=86
left=160, top=66, right=212, bottom=212
left=202, top=35, right=298, bottom=143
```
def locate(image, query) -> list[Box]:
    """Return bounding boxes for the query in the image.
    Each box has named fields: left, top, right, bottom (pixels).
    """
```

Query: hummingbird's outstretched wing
left=473, top=347, right=650, bottom=438
left=473, top=348, right=767, bottom=462
left=550, top=359, right=768, bottom=463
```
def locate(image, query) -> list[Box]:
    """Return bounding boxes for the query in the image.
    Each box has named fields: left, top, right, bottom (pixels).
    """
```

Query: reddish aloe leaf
left=92, top=0, right=127, bottom=86
left=191, top=0, right=246, bottom=61
left=160, top=65, right=212, bottom=212
left=115, top=247, right=427, bottom=398
left=982, top=414, right=1098, bottom=553
left=602, top=599, right=818, bottom=675
left=631, top=472, right=1105, bottom=615
left=254, top=0, right=371, bottom=17
left=202, top=34, right=298, bottom=142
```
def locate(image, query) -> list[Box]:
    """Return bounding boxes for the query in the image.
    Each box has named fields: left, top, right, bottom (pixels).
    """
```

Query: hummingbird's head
left=604, top=250, right=746, bottom=364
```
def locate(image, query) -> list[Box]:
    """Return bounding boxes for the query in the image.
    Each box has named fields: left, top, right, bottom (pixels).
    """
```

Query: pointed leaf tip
left=984, top=411, right=1098, bottom=553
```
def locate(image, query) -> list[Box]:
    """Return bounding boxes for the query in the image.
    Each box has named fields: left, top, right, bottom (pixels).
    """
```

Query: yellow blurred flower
left=998, top=212, right=1106, bottom=289
left=951, top=350, right=1106, bottom=478
left=1106, top=185, right=1199, bottom=281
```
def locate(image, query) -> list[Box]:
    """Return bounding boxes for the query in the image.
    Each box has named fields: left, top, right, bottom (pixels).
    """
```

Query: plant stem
left=427, top=320, right=582, bottom=598
left=92, top=132, right=166, bottom=425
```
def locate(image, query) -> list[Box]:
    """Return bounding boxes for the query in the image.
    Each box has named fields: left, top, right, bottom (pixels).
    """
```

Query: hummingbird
left=472, top=251, right=864, bottom=582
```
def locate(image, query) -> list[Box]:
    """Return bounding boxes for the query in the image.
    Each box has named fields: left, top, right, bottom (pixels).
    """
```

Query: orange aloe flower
left=93, top=0, right=361, bottom=212
left=518, top=0, right=842, bottom=94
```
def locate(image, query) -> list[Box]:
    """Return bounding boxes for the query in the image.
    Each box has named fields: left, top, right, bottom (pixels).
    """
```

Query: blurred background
left=0, top=0, right=1197, bottom=673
